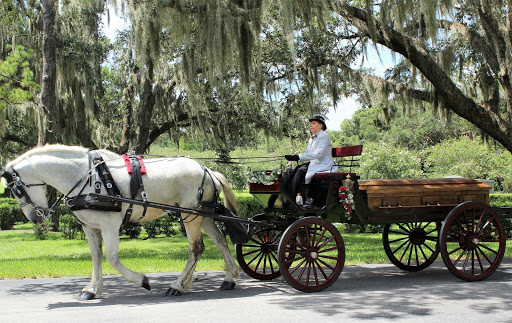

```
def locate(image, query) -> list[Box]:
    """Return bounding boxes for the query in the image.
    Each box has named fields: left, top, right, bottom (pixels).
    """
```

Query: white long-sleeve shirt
left=298, top=130, right=337, bottom=184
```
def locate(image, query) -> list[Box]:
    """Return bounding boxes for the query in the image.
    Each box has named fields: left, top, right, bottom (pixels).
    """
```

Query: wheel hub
left=410, top=228, right=427, bottom=245
left=306, top=248, right=319, bottom=262
left=261, top=242, right=276, bottom=254
left=458, top=232, right=480, bottom=249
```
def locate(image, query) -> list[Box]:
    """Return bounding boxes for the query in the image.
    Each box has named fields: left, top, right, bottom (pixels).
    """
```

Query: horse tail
left=213, top=171, right=238, bottom=215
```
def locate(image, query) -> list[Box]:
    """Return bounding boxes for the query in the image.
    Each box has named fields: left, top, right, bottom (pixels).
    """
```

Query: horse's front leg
left=101, top=224, right=151, bottom=292
left=166, top=217, right=205, bottom=296
left=79, top=227, right=104, bottom=300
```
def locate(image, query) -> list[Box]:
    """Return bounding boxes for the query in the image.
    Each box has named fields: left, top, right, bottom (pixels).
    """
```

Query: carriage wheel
left=236, top=227, right=283, bottom=280
left=278, top=217, right=345, bottom=292
left=440, top=201, right=506, bottom=281
left=382, top=221, right=440, bottom=272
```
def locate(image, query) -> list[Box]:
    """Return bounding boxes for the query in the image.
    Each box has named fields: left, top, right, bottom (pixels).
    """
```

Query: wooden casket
left=358, top=178, right=491, bottom=212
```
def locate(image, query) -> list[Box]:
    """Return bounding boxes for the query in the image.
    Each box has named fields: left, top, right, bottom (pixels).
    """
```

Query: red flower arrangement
left=339, top=186, right=355, bottom=220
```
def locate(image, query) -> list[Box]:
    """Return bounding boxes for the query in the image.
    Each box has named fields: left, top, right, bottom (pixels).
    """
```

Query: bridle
left=1, top=166, right=50, bottom=220
left=0, top=154, right=110, bottom=221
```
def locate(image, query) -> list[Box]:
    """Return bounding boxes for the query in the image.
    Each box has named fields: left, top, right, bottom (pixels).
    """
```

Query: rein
left=138, top=154, right=284, bottom=165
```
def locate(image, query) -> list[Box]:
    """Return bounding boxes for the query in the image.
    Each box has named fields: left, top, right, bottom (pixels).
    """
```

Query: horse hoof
left=78, top=291, right=96, bottom=300
left=165, top=288, right=182, bottom=296
left=142, top=276, right=151, bottom=291
left=219, top=281, right=236, bottom=290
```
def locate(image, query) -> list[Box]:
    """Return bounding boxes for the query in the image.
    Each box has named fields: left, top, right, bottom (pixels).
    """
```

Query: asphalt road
left=2, top=259, right=512, bottom=322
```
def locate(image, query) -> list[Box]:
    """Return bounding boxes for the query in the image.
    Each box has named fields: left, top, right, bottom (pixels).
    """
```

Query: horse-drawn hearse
left=1, top=144, right=510, bottom=299
left=239, top=144, right=510, bottom=292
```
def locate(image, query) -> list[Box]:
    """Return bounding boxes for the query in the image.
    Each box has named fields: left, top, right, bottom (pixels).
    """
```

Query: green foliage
left=235, top=194, right=265, bottom=218
left=120, top=222, right=142, bottom=239
left=359, top=142, right=423, bottom=180
left=59, top=214, right=84, bottom=240
left=0, top=198, right=24, bottom=229
left=0, top=45, right=39, bottom=111
left=337, top=104, right=474, bottom=150
left=490, top=194, right=512, bottom=207
left=422, top=136, right=512, bottom=189
left=0, top=205, right=16, bottom=230
left=33, top=220, right=54, bottom=240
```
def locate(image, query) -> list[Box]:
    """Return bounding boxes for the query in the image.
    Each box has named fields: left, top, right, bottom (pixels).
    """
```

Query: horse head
left=1, top=165, right=49, bottom=224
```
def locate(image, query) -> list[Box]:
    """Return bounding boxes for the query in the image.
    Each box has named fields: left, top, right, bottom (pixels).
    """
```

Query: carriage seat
left=312, top=172, right=358, bottom=181
left=311, top=144, right=363, bottom=181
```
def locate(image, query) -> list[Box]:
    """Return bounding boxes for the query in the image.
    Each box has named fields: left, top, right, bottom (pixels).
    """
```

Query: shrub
left=0, top=198, right=25, bottom=224
left=59, top=213, right=84, bottom=239
left=422, top=136, right=512, bottom=191
left=490, top=193, right=512, bottom=207
left=0, top=204, right=16, bottom=230
left=33, top=220, right=53, bottom=240
left=490, top=193, right=512, bottom=238
left=158, top=215, right=179, bottom=237
left=120, top=222, right=142, bottom=239
left=236, top=195, right=265, bottom=219
left=359, top=142, right=423, bottom=180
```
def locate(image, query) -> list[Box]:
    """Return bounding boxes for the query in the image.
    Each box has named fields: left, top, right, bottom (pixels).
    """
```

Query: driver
left=283, top=115, right=337, bottom=204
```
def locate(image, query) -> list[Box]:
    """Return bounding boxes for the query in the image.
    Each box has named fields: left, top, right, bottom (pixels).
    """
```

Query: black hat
left=309, top=115, right=327, bottom=130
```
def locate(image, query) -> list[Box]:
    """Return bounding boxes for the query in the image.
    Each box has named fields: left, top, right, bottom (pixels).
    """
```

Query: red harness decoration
left=121, top=154, right=147, bottom=175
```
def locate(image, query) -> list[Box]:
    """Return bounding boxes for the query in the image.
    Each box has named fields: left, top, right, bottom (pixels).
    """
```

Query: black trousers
left=282, top=163, right=308, bottom=200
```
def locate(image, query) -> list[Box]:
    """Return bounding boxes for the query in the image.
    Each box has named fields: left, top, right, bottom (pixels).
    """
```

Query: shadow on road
left=4, top=258, right=512, bottom=321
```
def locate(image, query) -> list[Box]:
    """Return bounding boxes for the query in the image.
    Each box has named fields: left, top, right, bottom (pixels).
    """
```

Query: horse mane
left=6, top=144, right=120, bottom=168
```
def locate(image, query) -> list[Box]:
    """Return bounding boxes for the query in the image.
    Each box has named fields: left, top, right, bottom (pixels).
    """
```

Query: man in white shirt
left=284, top=116, right=337, bottom=204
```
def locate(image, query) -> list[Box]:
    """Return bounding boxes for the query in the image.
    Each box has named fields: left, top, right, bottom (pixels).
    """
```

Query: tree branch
left=328, top=1, right=512, bottom=152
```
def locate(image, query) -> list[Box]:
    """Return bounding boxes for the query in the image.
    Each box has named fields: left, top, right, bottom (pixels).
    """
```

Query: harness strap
left=195, top=164, right=221, bottom=210
left=122, top=153, right=149, bottom=225
left=81, top=151, right=122, bottom=212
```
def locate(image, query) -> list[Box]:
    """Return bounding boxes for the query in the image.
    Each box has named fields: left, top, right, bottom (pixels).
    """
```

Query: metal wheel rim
left=440, top=202, right=506, bottom=281
left=383, top=221, right=440, bottom=272
left=278, top=217, right=345, bottom=292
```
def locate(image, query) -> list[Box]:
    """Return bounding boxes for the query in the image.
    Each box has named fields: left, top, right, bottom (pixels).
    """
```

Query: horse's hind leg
left=166, top=217, right=205, bottom=296
left=201, top=217, right=239, bottom=290
left=79, top=227, right=104, bottom=300
left=101, top=226, right=151, bottom=292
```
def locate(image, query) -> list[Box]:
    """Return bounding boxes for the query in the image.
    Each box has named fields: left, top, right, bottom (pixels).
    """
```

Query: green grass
left=1, top=223, right=512, bottom=279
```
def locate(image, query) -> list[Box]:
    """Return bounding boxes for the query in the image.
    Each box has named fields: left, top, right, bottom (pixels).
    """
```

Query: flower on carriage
left=247, top=168, right=282, bottom=185
left=339, top=186, right=355, bottom=220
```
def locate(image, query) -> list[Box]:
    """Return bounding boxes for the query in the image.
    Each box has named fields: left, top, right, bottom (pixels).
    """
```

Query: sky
left=325, top=45, right=396, bottom=130
left=101, top=13, right=397, bottom=131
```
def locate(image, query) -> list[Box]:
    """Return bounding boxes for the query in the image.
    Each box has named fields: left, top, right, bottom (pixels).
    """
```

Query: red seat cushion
left=312, top=172, right=357, bottom=180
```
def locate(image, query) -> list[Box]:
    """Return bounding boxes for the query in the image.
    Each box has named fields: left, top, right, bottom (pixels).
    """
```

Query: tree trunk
left=41, top=0, right=58, bottom=145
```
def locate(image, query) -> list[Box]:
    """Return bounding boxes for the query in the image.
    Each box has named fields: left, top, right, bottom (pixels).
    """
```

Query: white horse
left=1, top=145, right=240, bottom=299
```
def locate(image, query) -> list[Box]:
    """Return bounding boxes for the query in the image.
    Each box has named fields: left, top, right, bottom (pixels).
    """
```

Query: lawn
left=1, top=222, right=512, bottom=279
left=0, top=222, right=385, bottom=279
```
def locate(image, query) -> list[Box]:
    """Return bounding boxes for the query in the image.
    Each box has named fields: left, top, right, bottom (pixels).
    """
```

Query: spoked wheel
left=278, top=217, right=345, bottom=292
left=440, top=201, right=506, bottom=281
left=383, top=221, right=440, bottom=271
left=236, top=228, right=283, bottom=280
left=236, top=214, right=283, bottom=280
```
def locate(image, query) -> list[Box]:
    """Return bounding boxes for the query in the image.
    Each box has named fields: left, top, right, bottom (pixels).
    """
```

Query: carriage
left=2, top=144, right=510, bottom=298
left=236, top=145, right=510, bottom=292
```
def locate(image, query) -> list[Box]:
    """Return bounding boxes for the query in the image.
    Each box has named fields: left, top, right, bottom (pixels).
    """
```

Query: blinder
left=1, top=166, right=49, bottom=220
